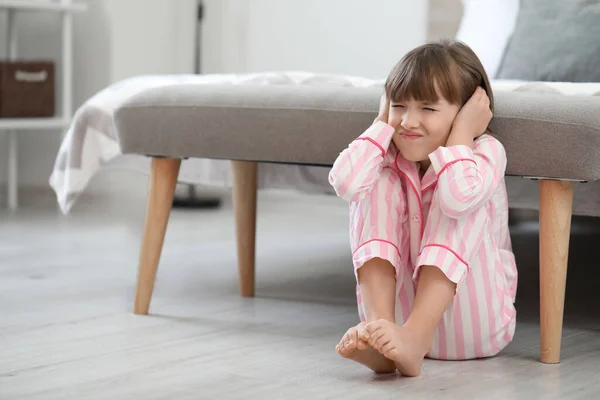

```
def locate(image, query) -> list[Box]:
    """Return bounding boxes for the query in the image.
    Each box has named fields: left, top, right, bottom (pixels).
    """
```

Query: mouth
left=398, top=130, right=424, bottom=140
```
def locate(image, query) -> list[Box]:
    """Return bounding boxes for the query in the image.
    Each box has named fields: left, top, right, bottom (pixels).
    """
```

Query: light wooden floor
left=1, top=189, right=599, bottom=399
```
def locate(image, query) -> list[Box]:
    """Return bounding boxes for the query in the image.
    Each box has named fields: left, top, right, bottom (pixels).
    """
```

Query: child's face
left=388, top=92, right=460, bottom=169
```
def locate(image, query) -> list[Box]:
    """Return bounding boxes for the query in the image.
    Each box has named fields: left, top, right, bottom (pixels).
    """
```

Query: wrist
left=446, top=128, right=474, bottom=147
left=374, top=114, right=388, bottom=124
left=360, top=120, right=395, bottom=150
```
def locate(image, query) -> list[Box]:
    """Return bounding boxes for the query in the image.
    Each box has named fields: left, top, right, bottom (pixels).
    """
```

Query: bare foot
left=336, top=322, right=396, bottom=374
left=360, top=319, right=429, bottom=377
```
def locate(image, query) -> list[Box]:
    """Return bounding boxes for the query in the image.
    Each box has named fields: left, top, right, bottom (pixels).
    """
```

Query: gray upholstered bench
left=114, top=83, right=600, bottom=364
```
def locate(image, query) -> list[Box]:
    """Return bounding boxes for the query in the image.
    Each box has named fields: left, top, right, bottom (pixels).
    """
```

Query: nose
left=400, top=110, right=419, bottom=131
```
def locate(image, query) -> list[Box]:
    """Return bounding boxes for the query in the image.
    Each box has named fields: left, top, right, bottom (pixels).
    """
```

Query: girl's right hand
left=449, top=87, right=493, bottom=143
left=373, top=93, right=390, bottom=124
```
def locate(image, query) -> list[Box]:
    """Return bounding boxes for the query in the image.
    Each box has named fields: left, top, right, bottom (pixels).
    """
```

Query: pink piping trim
left=422, top=182, right=437, bottom=193
left=420, top=244, right=468, bottom=267
left=356, top=137, right=385, bottom=158
left=436, top=158, right=477, bottom=178
left=394, top=152, right=424, bottom=238
left=352, top=238, right=402, bottom=258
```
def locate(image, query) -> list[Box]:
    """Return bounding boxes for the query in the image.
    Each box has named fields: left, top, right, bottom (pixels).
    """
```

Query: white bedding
left=49, top=72, right=600, bottom=215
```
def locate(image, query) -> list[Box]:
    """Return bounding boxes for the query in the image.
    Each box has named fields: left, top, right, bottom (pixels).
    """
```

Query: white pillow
left=455, top=0, right=520, bottom=78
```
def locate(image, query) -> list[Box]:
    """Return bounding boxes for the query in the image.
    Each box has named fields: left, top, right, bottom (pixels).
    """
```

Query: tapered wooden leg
left=231, top=160, right=258, bottom=297
left=539, top=180, right=574, bottom=363
left=134, top=157, right=181, bottom=315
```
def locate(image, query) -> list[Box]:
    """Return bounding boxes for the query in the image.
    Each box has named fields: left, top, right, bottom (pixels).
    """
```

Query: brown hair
left=385, top=39, right=494, bottom=112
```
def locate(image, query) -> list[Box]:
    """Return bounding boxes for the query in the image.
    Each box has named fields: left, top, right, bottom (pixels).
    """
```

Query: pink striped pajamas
left=329, top=121, right=518, bottom=360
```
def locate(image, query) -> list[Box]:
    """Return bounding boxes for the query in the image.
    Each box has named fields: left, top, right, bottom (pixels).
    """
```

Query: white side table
left=0, top=0, right=86, bottom=209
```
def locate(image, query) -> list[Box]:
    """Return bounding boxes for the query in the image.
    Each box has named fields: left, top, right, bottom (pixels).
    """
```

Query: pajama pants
left=350, top=168, right=517, bottom=360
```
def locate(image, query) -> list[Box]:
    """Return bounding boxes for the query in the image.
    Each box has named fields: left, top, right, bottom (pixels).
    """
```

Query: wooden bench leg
left=134, top=157, right=181, bottom=315
left=539, top=179, right=574, bottom=363
left=231, top=161, right=258, bottom=297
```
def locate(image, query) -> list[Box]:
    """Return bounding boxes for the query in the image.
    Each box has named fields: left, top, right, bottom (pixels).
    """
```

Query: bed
left=49, top=72, right=600, bottom=215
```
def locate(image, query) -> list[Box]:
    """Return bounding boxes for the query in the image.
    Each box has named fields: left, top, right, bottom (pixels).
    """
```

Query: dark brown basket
left=0, top=61, right=55, bottom=118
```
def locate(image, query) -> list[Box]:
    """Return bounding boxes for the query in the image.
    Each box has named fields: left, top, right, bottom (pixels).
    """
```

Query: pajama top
left=329, top=121, right=518, bottom=360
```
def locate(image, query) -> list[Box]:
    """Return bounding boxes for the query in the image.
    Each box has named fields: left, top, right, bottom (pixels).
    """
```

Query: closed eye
left=391, top=104, right=405, bottom=108
left=423, top=107, right=437, bottom=112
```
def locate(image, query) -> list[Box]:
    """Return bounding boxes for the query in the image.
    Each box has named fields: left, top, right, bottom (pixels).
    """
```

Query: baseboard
left=0, top=182, right=228, bottom=212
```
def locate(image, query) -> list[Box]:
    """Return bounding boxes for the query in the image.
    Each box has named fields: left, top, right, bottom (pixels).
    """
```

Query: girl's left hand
left=448, top=87, right=493, bottom=144
left=373, top=93, right=390, bottom=125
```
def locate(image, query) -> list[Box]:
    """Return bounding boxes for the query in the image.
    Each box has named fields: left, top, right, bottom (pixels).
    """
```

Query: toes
left=360, top=326, right=376, bottom=342
left=335, top=339, right=344, bottom=354
left=343, top=331, right=353, bottom=346
left=356, top=324, right=366, bottom=338
left=362, top=319, right=389, bottom=340
left=383, top=347, right=398, bottom=362
left=366, top=329, right=385, bottom=347
left=336, top=332, right=350, bottom=353
left=343, top=332, right=350, bottom=346
left=372, top=335, right=391, bottom=352
left=338, top=323, right=382, bottom=356
left=348, top=328, right=359, bottom=343
left=361, top=319, right=396, bottom=349
left=346, top=330, right=358, bottom=349
left=358, top=329, right=369, bottom=342
left=337, top=328, right=360, bottom=355
left=380, top=341, right=397, bottom=359
left=345, top=340, right=355, bottom=352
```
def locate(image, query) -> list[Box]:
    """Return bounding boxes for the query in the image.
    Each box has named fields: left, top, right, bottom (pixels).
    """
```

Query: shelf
left=0, top=0, right=86, bottom=12
left=0, top=117, right=68, bottom=130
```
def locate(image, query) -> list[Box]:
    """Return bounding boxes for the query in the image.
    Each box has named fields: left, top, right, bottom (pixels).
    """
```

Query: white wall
left=0, top=0, right=197, bottom=190
left=200, top=0, right=427, bottom=78
left=0, top=0, right=427, bottom=195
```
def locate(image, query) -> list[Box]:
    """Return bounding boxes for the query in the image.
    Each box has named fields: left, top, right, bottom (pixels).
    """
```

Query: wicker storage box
left=0, top=61, right=55, bottom=118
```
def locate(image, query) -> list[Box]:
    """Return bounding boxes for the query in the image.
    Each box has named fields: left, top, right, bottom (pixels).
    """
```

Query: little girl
left=329, top=40, right=517, bottom=377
